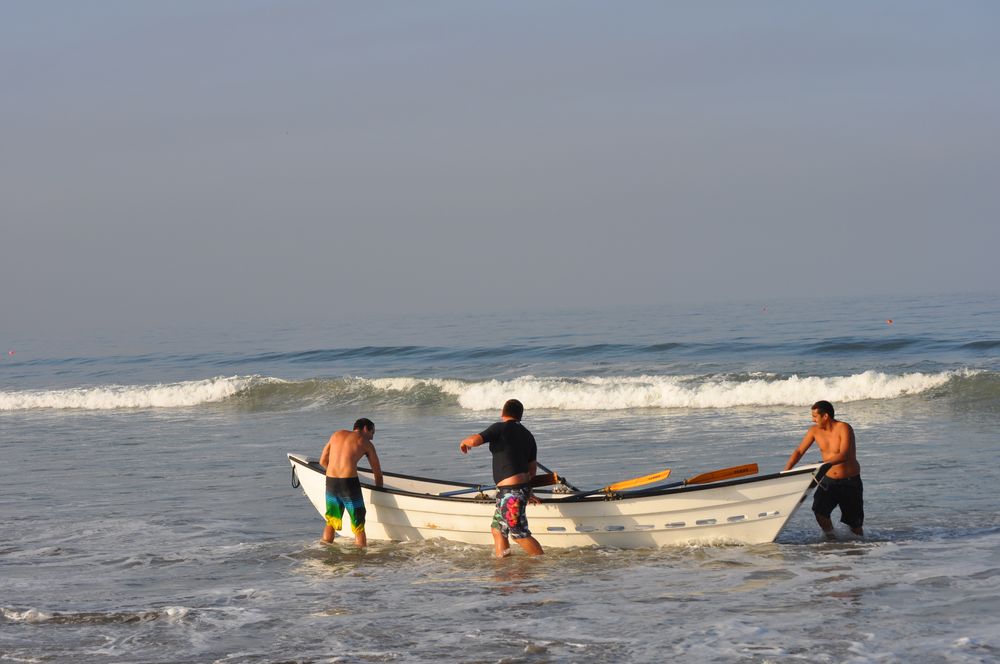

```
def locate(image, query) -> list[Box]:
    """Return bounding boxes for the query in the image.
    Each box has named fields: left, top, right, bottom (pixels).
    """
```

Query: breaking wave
left=369, top=370, right=965, bottom=410
left=1, top=370, right=986, bottom=412
left=0, top=376, right=275, bottom=411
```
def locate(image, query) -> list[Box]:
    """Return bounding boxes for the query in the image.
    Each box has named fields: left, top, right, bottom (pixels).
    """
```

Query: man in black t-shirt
left=460, top=398, right=544, bottom=557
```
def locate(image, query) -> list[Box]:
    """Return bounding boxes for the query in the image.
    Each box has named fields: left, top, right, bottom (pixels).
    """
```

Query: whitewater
left=0, top=369, right=972, bottom=412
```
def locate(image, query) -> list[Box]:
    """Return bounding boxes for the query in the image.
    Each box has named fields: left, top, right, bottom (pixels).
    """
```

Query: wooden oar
left=530, top=472, right=561, bottom=489
left=573, top=463, right=758, bottom=498
left=656, top=463, right=759, bottom=490
left=536, top=461, right=580, bottom=491
left=570, top=466, right=671, bottom=498
left=604, top=467, right=672, bottom=492
left=439, top=472, right=561, bottom=497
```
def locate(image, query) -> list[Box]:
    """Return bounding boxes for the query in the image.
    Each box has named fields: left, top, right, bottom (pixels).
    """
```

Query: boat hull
left=288, top=454, right=825, bottom=548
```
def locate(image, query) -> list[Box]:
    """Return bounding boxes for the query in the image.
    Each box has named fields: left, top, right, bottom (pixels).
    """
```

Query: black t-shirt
left=479, top=420, right=537, bottom=484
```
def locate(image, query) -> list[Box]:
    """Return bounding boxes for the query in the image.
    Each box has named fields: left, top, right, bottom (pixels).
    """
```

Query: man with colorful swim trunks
left=460, top=399, right=544, bottom=557
left=319, top=418, right=383, bottom=547
left=784, top=400, right=864, bottom=538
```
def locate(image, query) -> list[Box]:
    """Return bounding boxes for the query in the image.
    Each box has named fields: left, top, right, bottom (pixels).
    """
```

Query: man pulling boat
left=319, top=418, right=384, bottom=547
left=460, top=399, right=544, bottom=557
left=290, top=402, right=831, bottom=549
left=784, top=400, right=864, bottom=538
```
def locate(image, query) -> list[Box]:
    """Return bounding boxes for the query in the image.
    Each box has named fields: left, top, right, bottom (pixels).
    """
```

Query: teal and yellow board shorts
left=325, top=476, right=367, bottom=534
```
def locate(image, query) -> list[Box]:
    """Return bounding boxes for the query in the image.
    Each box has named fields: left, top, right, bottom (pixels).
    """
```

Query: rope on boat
left=291, top=465, right=300, bottom=489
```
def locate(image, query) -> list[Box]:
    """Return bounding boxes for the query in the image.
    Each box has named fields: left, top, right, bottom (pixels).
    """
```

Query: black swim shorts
left=812, top=475, right=864, bottom=528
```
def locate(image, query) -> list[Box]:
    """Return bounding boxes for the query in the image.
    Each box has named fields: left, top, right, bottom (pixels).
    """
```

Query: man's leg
left=513, top=536, right=543, bottom=556
left=324, top=481, right=345, bottom=544
left=492, top=528, right=511, bottom=557
left=812, top=484, right=837, bottom=539
left=841, top=479, right=864, bottom=538
left=347, top=481, right=368, bottom=547
left=323, top=508, right=343, bottom=543
left=506, top=490, right=542, bottom=555
left=350, top=514, right=367, bottom=547
left=815, top=513, right=836, bottom=539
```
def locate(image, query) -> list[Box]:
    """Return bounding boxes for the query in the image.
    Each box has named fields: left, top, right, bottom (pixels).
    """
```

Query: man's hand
left=460, top=434, right=482, bottom=454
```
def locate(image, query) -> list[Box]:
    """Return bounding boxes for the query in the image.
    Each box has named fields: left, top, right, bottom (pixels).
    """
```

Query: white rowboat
left=288, top=454, right=829, bottom=548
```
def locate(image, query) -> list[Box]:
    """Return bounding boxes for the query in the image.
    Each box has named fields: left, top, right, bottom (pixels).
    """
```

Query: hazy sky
left=3, top=2, right=998, bottom=334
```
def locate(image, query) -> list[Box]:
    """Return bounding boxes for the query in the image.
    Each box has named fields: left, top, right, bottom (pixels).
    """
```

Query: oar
left=604, top=467, right=671, bottom=492
left=439, top=472, right=562, bottom=497
left=536, top=461, right=580, bottom=491
left=655, top=463, right=759, bottom=490
left=572, top=463, right=758, bottom=498
left=570, top=466, right=672, bottom=498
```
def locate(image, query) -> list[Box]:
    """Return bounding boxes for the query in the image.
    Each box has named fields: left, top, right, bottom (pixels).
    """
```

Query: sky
left=2, top=1, right=999, bottom=335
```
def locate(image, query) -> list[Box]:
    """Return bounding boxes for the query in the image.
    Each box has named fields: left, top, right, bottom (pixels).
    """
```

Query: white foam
left=1, top=370, right=964, bottom=412
left=162, top=606, right=190, bottom=621
left=0, top=375, right=271, bottom=411
left=369, top=370, right=960, bottom=411
left=1, top=607, right=52, bottom=623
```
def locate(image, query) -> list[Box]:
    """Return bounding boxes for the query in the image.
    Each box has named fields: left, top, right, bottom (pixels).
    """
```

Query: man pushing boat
left=784, top=400, right=864, bottom=538
left=460, top=399, right=544, bottom=557
left=320, top=418, right=384, bottom=547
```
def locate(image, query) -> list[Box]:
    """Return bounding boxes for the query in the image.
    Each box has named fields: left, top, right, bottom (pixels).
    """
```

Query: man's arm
left=784, top=429, right=815, bottom=470
left=365, top=443, right=383, bottom=488
left=319, top=440, right=331, bottom=469
left=460, top=433, right=484, bottom=454
left=526, top=460, right=541, bottom=504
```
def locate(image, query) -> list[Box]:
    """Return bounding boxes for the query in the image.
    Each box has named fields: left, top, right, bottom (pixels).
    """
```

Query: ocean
left=2, top=292, right=998, bottom=663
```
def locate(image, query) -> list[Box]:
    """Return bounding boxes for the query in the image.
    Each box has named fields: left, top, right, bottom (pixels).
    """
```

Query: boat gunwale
left=288, top=454, right=828, bottom=504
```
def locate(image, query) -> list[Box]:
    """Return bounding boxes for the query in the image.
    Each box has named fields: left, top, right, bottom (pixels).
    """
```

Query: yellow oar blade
left=685, top=463, right=759, bottom=486
left=604, top=467, right=672, bottom=492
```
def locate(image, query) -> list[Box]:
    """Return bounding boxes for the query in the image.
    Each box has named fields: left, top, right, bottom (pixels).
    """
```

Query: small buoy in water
left=7, top=350, right=13, bottom=356
left=886, top=319, right=893, bottom=325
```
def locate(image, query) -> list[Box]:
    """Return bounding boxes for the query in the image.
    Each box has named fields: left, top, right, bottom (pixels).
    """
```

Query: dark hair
left=501, top=399, right=524, bottom=420
left=353, top=418, right=375, bottom=432
left=811, top=401, right=835, bottom=418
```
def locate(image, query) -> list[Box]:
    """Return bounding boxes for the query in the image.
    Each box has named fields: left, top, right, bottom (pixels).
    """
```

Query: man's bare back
left=320, top=429, right=383, bottom=485
left=318, top=420, right=383, bottom=546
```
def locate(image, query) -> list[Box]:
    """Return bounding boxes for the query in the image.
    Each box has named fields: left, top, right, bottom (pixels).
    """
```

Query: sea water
left=1, top=293, right=998, bottom=663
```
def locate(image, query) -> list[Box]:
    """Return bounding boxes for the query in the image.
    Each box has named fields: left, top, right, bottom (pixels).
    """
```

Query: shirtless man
left=460, top=399, right=544, bottom=557
left=784, top=400, right=864, bottom=538
left=319, top=418, right=383, bottom=547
